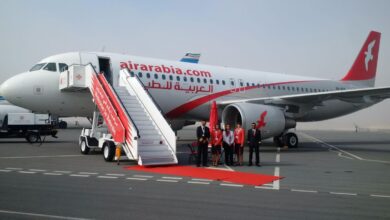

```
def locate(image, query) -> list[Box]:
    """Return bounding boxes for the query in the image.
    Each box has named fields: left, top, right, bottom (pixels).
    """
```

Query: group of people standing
left=196, top=120, right=262, bottom=167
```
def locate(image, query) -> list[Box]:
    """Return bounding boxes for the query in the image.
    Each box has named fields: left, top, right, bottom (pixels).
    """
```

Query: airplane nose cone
left=1, top=73, right=26, bottom=105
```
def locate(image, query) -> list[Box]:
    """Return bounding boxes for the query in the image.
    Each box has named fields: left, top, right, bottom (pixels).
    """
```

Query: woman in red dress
left=211, top=124, right=223, bottom=166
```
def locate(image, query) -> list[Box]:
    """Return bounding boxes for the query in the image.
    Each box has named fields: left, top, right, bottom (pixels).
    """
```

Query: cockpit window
left=59, top=63, right=68, bottom=72
left=43, top=63, right=57, bottom=72
left=30, top=63, right=47, bottom=71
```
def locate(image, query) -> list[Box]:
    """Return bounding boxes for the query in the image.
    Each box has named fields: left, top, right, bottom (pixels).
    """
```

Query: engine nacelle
left=222, top=103, right=294, bottom=139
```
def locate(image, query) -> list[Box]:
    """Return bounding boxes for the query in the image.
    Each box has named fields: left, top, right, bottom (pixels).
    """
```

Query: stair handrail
left=68, top=63, right=141, bottom=141
left=120, top=68, right=176, bottom=156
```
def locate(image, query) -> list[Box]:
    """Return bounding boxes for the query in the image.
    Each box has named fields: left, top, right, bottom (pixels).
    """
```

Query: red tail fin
left=341, top=31, right=381, bottom=85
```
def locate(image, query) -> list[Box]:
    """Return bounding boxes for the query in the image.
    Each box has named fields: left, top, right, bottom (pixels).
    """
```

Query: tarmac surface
left=0, top=128, right=389, bottom=220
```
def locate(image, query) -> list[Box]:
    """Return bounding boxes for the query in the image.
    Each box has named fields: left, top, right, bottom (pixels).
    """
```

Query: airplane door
left=238, top=79, right=245, bottom=93
left=98, top=57, right=113, bottom=85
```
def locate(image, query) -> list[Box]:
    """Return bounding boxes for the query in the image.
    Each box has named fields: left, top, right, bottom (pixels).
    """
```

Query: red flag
left=209, top=101, right=218, bottom=133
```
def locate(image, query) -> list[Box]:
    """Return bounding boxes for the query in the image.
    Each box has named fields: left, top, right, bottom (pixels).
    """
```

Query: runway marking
left=5, top=167, right=22, bottom=170
left=43, top=173, right=63, bottom=176
left=337, top=152, right=354, bottom=160
left=29, top=169, right=47, bottom=172
left=220, top=183, right=244, bottom=187
left=255, top=186, right=274, bottom=190
left=70, top=174, right=89, bottom=177
left=162, top=176, right=182, bottom=180
left=156, top=179, right=178, bottom=183
left=291, top=189, right=318, bottom=193
left=370, top=194, right=390, bottom=198
left=0, top=155, right=83, bottom=159
left=133, top=174, right=154, bottom=178
left=330, top=192, right=357, bottom=196
left=0, top=209, right=93, bottom=220
left=275, top=154, right=280, bottom=163
left=18, top=171, right=36, bottom=174
left=191, top=178, right=213, bottom=182
left=106, top=173, right=125, bottom=176
left=0, top=169, right=12, bottom=172
left=53, top=171, right=72, bottom=174
left=188, top=181, right=210, bottom=185
left=277, top=147, right=281, bottom=153
left=79, top=172, right=98, bottom=175
left=301, top=132, right=390, bottom=164
left=273, top=167, right=280, bottom=190
left=97, top=176, right=118, bottom=179
left=126, top=177, right=148, bottom=181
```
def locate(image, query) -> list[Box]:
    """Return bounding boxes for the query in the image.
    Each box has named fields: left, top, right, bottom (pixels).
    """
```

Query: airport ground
left=0, top=128, right=389, bottom=220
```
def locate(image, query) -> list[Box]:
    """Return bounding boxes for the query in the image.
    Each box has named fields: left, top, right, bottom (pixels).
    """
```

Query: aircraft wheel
left=80, top=139, right=90, bottom=154
left=285, top=133, right=298, bottom=148
left=103, top=141, right=115, bottom=162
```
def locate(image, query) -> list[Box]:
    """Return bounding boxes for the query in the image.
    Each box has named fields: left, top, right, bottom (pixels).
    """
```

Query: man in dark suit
left=196, top=120, right=210, bottom=167
left=247, top=122, right=262, bottom=166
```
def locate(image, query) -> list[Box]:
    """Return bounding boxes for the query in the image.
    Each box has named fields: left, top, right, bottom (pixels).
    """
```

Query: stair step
left=138, top=145, right=170, bottom=152
left=137, top=124, right=155, bottom=130
left=140, top=157, right=176, bottom=165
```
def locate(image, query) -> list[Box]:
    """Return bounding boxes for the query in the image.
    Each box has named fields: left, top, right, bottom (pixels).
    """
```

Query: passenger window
left=203, top=78, right=207, bottom=84
left=154, top=74, right=158, bottom=79
left=216, top=79, right=220, bottom=85
left=43, top=63, right=57, bottom=72
left=146, top=73, right=150, bottom=79
left=222, top=80, right=226, bottom=85
left=169, top=75, right=173, bottom=81
left=162, top=74, right=166, bottom=80
left=59, top=63, right=68, bottom=72
left=197, top=78, right=201, bottom=83
left=210, top=79, right=213, bottom=84
left=183, top=76, right=187, bottom=82
left=138, top=72, right=143, bottom=78
left=190, top=77, right=194, bottom=82
left=176, top=76, right=180, bottom=81
left=130, top=71, right=135, bottom=77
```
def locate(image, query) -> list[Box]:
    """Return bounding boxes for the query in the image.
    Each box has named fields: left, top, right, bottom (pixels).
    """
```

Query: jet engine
left=221, top=103, right=296, bottom=140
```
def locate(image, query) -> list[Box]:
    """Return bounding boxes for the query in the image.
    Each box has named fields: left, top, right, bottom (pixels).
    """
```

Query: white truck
left=0, top=112, right=58, bottom=143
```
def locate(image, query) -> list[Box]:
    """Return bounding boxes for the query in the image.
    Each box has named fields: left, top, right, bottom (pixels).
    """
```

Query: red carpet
left=125, top=166, right=281, bottom=186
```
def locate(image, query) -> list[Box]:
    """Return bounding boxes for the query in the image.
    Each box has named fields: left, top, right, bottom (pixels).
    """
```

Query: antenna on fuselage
left=101, top=46, right=105, bottom=52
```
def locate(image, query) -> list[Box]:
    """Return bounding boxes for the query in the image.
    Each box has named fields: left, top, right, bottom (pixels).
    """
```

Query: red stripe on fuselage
left=165, top=80, right=313, bottom=118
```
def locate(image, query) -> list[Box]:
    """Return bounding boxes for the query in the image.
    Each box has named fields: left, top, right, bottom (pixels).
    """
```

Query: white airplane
left=1, top=31, right=389, bottom=148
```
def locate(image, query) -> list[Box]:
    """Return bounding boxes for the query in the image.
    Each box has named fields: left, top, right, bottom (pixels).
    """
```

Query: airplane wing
left=219, top=86, right=390, bottom=107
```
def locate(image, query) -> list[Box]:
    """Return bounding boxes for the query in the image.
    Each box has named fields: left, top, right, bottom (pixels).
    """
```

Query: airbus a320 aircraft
left=1, top=31, right=389, bottom=148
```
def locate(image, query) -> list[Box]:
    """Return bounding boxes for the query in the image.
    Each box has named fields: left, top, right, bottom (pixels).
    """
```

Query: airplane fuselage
left=0, top=51, right=377, bottom=124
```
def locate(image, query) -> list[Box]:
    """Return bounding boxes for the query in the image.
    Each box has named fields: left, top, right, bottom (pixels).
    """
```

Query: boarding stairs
left=59, top=64, right=177, bottom=166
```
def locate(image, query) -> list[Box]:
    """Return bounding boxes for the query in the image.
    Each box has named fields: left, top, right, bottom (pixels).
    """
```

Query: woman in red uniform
left=211, top=124, right=223, bottom=166
left=234, top=123, right=245, bottom=166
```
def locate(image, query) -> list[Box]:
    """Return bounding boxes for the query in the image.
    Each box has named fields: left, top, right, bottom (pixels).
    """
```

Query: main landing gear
left=273, top=132, right=299, bottom=148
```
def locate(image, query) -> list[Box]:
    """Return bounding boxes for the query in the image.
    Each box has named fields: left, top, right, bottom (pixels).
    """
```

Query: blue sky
left=1, top=0, right=390, bottom=129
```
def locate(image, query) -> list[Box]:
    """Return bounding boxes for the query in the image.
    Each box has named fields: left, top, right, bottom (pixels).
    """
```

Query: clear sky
left=0, top=0, right=389, bottom=130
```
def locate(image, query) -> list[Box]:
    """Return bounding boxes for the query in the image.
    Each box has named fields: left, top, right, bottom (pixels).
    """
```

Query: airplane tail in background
left=180, top=53, right=201, bottom=64
left=341, top=31, right=381, bottom=87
